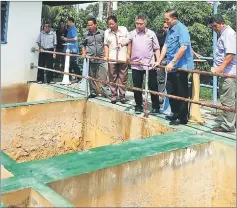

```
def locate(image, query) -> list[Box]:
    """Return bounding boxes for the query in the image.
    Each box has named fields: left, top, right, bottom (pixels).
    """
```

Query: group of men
left=36, top=17, right=80, bottom=84
left=36, top=9, right=236, bottom=132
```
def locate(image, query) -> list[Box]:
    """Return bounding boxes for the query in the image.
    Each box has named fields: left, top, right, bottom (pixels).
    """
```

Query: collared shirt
left=56, top=28, right=68, bottom=50
left=64, top=25, right=78, bottom=54
left=104, top=26, right=130, bottom=63
left=214, top=25, right=236, bottom=75
left=129, top=28, right=160, bottom=70
left=36, top=30, right=57, bottom=49
left=81, top=29, right=105, bottom=63
left=165, top=21, right=194, bottom=71
left=157, top=32, right=166, bottom=51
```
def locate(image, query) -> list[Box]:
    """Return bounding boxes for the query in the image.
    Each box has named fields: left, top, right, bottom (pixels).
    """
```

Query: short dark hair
left=44, top=21, right=51, bottom=25
left=165, top=9, right=178, bottom=19
left=87, top=17, right=97, bottom=24
left=135, top=13, right=148, bottom=24
left=107, top=15, right=117, bottom=23
left=68, top=17, right=75, bottom=23
left=209, top=14, right=225, bottom=24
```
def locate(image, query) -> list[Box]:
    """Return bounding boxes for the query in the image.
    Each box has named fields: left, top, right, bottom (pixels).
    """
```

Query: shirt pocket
left=167, top=35, right=178, bottom=45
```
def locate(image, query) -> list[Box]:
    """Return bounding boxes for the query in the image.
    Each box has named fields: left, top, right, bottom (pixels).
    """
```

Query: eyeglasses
left=163, top=27, right=168, bottom=29
left=44, top=25, right=51, bottom=27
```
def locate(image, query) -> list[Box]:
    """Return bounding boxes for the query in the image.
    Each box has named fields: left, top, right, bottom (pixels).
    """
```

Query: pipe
left=213, top=1, right=218, bottom=107
left=31, top=47, right=236, bottom=79
left=32, top=65, right=236, bottom=113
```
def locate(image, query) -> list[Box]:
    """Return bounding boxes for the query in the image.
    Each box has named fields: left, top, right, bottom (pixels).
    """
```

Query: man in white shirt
left=104, top=15, right=130, bottom=104
left=210, top=14, right=236, bottom=132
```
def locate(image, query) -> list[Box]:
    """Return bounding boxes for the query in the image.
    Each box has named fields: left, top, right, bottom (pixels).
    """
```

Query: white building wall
left=1, top=1, right=42, bottom=87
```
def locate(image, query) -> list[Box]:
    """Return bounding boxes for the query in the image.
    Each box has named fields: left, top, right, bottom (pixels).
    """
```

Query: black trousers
left=166, top=71, right=189, bottom=122
left=37, top=48, right=54, bottom=83
left=69, top=54, right=81, bottom=76
left=54, top=48, right=65, bottom=72
left=132, top=69, right=160, bottom=110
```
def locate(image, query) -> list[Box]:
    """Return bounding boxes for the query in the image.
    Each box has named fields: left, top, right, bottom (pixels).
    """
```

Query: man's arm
left=36, top=33, right=43, bottom=52
left=153, top=44, right=167, bottom=67
left=215, top=33, right=236, bottom=73
left=82, top=47, right=86, bottom=57
left=127, top=43, right=131, bottom=62
left=171, top=46, right=187, bottom=63
left=104, top=45, right=109, bottom=61
left=214, top=54, right=235, bottom=73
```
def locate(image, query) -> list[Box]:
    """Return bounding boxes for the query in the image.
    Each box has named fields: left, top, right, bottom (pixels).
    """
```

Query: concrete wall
left=2, top=188, right=54, bottom=207
left=1, top=1, right=42, bottom=87
left=84, top=101, right=173, bottom=149
left=1, top=100, right=172, bottom=162
left=48, top=141, right=236, bottom=207
left=1, top=100, right=86, bottom=162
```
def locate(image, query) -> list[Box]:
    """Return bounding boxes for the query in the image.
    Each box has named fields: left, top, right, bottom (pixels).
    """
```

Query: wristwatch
left=170, top=60, right=176, bottom=65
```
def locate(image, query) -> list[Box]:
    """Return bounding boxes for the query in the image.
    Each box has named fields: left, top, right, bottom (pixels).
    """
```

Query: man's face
left=88, top=20, right=97, bottom=32
left=44, top=24, right=51, bottom=32
left=210, top=22, right=224, bottom=33
left=108, top=19, right=117, bottom=31
left=135, top=18, right=146, bottom=32
left=162, top=23, right=169, bottom=34
left=67, top=20, right=72, bottom=27
left=164, top=13, right=176, bottom=28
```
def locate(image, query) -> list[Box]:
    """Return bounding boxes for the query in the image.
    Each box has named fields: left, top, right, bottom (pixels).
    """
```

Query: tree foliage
left=41, top=2, right=236, bottom=57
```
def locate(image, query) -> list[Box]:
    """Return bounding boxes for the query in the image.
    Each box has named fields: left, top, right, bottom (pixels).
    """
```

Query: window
left=1, top=1, right=9, bottom=44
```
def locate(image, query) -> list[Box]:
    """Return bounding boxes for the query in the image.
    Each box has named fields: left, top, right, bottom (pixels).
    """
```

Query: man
left=63, top=17, right=80, bottom=79
left=153, top=9, right=194, bottom=125
left=156, top=22, right=169, bottom=99
left=81, top=17, right=111, bottom=98
left=36, top=22, right=57, bottom=84
left=104, top=15, right=130, bottom=104
left=210, top=14, right=236, bottom=132
left=55, top=21, right=68, bottom=72
left=129, top=14, right=161, bottom=115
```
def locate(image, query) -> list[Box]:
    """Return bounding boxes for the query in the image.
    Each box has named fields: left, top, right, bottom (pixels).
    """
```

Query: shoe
left=212, top=126, right=234, bottom=132
left=88, top=94, right=97, bottom=98
left=150, top=109, right=160, bottom=115
left=169, top=119, right=187, bottom=125
left=37, top=81, right=43, bottom=84
left=50, top=81, right=55, bottom=84
left=120, top=99, right=126, bottom=104
left=135, top=106, right=143, bottom=114
left=111, top=100, right=116, bottom=104
left=165, top=114, right=177, bottom=121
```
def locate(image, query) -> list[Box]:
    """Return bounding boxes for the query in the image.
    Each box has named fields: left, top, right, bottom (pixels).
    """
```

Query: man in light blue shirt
left=63, top=17, right=80, bottom=78
left=154, top=9, right=194, bottom=125
left=210, top=14, right=236, bottom=132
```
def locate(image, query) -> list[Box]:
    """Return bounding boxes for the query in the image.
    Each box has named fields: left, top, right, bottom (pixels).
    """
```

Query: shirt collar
left=109, top=26, right=122, bottom=34
left=43, top=30, right=53, bottom=34
left=88, top=28, right=100, bottom=35
left=220, top=25, right=228, bottom=35
left=170, top=21, right=179, bottom=31
left=136, top=28, right=147, bottom=34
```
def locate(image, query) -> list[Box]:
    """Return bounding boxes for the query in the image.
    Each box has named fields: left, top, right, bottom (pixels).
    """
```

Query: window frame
left=1, top=1, right=10, bottom=44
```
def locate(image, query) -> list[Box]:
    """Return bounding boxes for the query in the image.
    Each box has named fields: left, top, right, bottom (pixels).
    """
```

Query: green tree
left=172, top=1, right=213, bottom=56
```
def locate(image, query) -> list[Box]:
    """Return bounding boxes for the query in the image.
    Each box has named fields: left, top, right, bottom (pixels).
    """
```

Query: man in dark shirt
left=156, top=22, right=169, bottom=101
left=55, top=21, right=68, bottom=73
left=81, top=17, right=111, bottom=98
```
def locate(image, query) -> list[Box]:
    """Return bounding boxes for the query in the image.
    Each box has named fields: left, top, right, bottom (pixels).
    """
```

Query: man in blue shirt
left=63, top=17, right=80, bottom=78
left=154, top=9, right=194, bottom=125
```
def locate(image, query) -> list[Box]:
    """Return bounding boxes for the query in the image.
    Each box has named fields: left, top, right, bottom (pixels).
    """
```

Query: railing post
left=143, top=68, right=149, bottom=117
left=212, top=1, right=218, bottom=110
left=61, top=44, right=71, bottom=85
left=80, top=58, right=90, bottom=98
left=189, top=60, right=205, bottom=124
